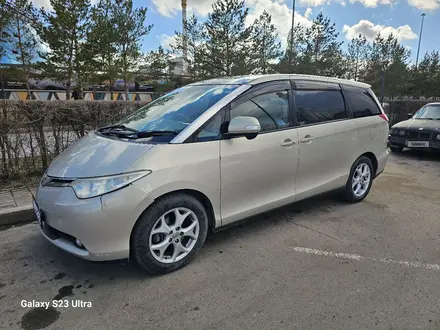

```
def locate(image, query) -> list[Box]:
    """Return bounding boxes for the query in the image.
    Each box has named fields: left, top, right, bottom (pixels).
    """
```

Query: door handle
left=281, top=139, right=296, bottom=147
left=300, top=135, right=314, bottom=143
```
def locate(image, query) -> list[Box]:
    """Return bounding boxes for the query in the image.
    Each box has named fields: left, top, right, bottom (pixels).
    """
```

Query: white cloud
left=245, top=0, right=313, bottom=49
left=159, top=34, right=177, bottom=50
left=349, top=0, right=394, bottom=7
left=31, top=0, right=98, bottom=11
left=304, top=7, right=313, bottom=18
left=298, top=0, right=327, bottom=6
left=151, top=0, right=216, bottom=17
left=31, top=0, right=53, bottom=10
left=342, top=20, right=417, bottom=43
left=154, top=0, right=314, bottom=50
left=407, top=0, right=440, bottom=11
left=299, top=0, right=394, bottom=6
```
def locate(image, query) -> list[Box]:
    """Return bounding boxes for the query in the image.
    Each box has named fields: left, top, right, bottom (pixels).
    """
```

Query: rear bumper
left=388, top=135, right=440, bottom=151
left=376, top=148, right=389, bottom=178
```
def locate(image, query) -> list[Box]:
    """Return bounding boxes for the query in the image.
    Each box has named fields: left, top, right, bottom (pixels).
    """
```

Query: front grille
left=406, top=130, right=433, bottom=140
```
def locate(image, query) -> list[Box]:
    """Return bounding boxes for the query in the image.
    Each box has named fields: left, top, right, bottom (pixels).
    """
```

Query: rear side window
left=345, top=88, right=381, bottom=118
left=231, top=91, right=290, bottom=132
left=295, top=90, right=347, bottom=125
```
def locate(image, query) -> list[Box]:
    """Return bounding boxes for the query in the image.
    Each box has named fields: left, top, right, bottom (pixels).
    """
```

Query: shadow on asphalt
left=205, top=192, right=344, bottom=247
left=394, top=149, right=440, bottom=162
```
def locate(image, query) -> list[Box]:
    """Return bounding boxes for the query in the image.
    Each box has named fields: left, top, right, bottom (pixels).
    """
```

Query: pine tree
left=38, top=0, right=91, bottom=100
left=347, top=34, right=370, bottom=81
left=0, top=1, right=11, bottom=62
left=203, top=0, right=252, bottom=77
left=86, top=0, right=119, bottom=96
left=0, top=1, right=12, bottom=92
left=301, top=13, right=344, bottom=77
left=172, top=14, right=205, bottom=79
left=144, top=46, right=172, bottom=78
left=363, top=34, right=410, bottom=99
left=7, top=0, right=40, bottom=95
left=275, top=24, right=305, bottom=74
left=113, top=0, right=152, bottom=99
left=411, top=51, right=440, bottom=98
left=249, top=10, right=281, bottom=74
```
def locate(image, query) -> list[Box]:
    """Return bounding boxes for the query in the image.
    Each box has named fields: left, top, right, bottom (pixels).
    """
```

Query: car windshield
left=413, top=104, right=440, bottom=120
left=116, top=84, right=238, bottom=133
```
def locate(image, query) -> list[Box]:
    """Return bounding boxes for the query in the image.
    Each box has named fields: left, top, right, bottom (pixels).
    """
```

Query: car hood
left=47, top=132, right=155, bottom=178
left=393, top=119, right=440, bottom=130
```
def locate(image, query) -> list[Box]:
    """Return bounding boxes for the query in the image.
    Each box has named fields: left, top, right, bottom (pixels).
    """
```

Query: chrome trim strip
left=170, top=84, right=252, bottom=144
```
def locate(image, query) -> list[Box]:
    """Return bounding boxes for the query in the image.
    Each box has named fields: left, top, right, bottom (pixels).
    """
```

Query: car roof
left=190, top=74, right=371, bottom=89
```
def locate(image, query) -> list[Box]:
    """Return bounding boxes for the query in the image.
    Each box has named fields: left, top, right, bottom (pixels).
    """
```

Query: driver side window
left=194, top=111, right=224, bottom=142
left=230, top=91, right=290, bottom=132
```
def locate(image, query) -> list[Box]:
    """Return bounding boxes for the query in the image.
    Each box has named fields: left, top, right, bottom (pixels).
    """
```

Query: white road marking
left=291, top=247, right=440, bottom=271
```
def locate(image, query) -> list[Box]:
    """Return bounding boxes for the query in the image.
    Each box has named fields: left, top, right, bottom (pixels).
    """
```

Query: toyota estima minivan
left=34, top=74, right=389, bottom=274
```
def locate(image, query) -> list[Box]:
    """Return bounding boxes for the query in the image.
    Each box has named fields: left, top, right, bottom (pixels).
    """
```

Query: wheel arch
left=360, top=152, right=378, bottom=176
left=130, top=189, right=217, bottom=256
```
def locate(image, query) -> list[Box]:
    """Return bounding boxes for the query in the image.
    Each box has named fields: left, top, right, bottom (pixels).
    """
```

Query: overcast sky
left=29, top=0, right=440, bottom=63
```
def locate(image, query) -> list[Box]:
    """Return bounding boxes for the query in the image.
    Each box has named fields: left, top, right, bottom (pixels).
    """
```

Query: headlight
left=40, top=170, right=51, bottom=186
left=437, top=134, right=440, bottom=140
left=399, top=130, right=406, bottom=136
left=69, top=170, right=151, bottom=199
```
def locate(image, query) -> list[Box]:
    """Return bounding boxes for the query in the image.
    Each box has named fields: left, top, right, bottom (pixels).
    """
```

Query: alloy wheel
left=352, top=163, right=371, bottom=197
left=149, top=207, right=200, bottom=264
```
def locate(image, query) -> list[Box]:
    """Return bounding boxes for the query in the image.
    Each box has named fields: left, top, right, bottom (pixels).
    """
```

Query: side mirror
left=227, top=116, right=261, bottom=139
left=407, top=113, right=413, bottom=119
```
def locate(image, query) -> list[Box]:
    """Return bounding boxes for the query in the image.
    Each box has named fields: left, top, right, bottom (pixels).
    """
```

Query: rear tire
left=131, top=193, right=208, bottom=274
left=390, top=145, right=404, bottom=152
left=344, top=156, right=374, bottom=203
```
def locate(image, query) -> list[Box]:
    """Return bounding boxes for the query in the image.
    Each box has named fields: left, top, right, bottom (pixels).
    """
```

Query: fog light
left=75, top=239, right=83, bottom=247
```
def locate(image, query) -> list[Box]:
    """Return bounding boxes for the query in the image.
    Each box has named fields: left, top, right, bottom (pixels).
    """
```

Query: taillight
left=379, top=113, right=389, bottom=122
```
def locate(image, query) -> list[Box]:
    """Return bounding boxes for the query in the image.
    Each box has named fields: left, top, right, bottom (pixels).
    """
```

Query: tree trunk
left=124, top=72, right=129, bottom=101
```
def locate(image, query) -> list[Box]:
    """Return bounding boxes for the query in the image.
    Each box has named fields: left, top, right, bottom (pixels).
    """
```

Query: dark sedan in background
left=389, top=103, right=440, bottom=152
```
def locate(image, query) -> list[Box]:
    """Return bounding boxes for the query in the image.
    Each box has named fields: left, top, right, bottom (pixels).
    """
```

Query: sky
left=25, top=0, right=440, bottom=64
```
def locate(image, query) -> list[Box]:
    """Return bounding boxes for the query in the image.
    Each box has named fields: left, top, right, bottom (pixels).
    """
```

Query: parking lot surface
left=1, top=152, right=440, bottom=330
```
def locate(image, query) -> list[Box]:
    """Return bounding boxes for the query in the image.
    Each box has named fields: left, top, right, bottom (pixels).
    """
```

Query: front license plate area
left=407, top=141, right=429, bottom=148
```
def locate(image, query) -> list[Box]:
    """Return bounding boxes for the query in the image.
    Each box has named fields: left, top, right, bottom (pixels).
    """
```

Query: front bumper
left=35, top=182, right=154, bottom=261
left=388, top=135, right=440, bottom=150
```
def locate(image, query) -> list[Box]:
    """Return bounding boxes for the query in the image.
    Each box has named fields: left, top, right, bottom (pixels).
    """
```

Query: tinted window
left=118, top=84, right=237, bottom=133
left=295, top=90, right=346, bottom=125
left=231, top=91, right=290, bottom=132
left=346, top=89, right=381, bottom=118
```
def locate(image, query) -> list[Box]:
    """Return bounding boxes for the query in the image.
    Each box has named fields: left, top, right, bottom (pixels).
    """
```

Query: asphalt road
left=1, top=151, right=440, bottom=330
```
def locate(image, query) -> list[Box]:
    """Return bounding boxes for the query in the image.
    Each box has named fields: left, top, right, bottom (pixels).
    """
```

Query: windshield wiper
left=98, top=124, right=139, bottom=133
left=134, top=130, right=179, bottom=138
left=98, top=127, right=179, bottom=139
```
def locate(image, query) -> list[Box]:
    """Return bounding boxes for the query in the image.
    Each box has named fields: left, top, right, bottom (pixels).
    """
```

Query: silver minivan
left=34, top=74, right=390, bottom=274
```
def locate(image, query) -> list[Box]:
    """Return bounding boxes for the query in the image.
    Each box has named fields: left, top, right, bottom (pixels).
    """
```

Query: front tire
left=344, top=156, right=374, bottom=203
left=131, top=193, right=208, bottom=274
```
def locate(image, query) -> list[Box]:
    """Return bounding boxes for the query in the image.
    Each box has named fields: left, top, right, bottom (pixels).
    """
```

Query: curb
left=0, top=204, right=35, bottom=226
